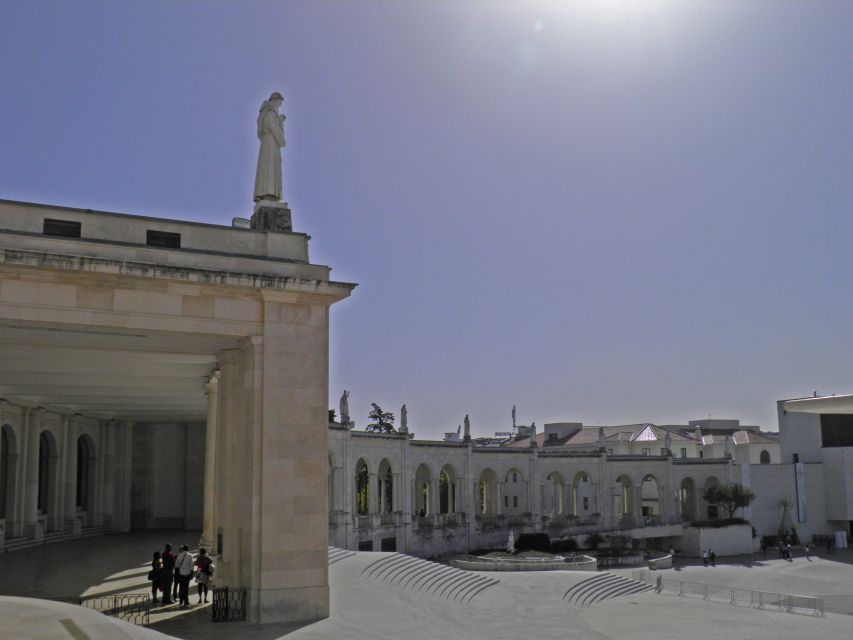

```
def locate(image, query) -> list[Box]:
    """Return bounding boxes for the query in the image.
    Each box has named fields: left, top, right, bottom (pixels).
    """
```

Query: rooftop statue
left=400, top=404, right=408, bottom=432
left=340, top=390, right=350, bottom=423
left=254, top=92, right=285, bottom=203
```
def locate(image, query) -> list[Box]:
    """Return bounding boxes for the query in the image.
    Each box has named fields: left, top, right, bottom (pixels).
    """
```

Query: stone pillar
left=201, top=370, right=220, bottom=551
left=62, top=415, right=81, bottom=533
left=431, top=477, right=439, bottom=517
left=496, top=480, right=504, bottom=515
left=21, top=408, right=44, bottom=539
left=368, top=473, right=378, bottom=515
left=113, top=421, right=133, bottom=532
left=212, top=291, right=341, bottom=624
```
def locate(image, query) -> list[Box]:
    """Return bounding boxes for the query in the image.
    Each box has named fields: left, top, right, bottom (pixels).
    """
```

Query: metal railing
left=631, top=570, right=824, bottom=616
left=53, top=594, right=150, bottom=626
left=212, top=586, right=248, bottom=622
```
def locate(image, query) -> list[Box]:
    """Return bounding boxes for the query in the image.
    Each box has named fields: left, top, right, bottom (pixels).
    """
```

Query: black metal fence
left=212, top=586, right=248, bottom=622
left=53, top=594, right=150, bottom=626
left=631, top=570, right=824, bottom=616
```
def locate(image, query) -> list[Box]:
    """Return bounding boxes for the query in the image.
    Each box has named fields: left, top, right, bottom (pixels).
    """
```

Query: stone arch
left=439, top=463, right=458, bottom=515
left=503, top=467, right=526, bottom=514
left=354, top=458, right=370, bottom=516
left=543, top=471, right=565, bottom=515
left=413, top=463, right=432, bottom=516
left=37, top=430, right=59, bottom=521
left=0, top=424, right=18, bottom=522
left=640, top=474, right=661, bottom=520
left=378, top=458, right=393, bottom=514
left=703, top=476, right=720, bottom=519
left=76, top=433, right=97, bottom=513
left=477, top=468, right=498, bottom=515
left=680, top=477, right=696, bottom=521
left=759, top=450, right=771, bottom=464
left=570, top=470, right=593, bottom=516
left=613, top=474, right=633, bottom=521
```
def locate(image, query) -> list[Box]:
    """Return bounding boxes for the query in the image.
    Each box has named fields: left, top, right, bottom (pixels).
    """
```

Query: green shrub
left=516, top=532, right=551, bottom=552
left=585, top=532, right=604, bottom=550
left=550, top=537, right=578, bottom=553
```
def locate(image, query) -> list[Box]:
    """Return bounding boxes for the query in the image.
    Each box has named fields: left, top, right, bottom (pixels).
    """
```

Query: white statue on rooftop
left=400, top=404, right=408, bottom=432
left=254, top=92, right=285, bottom=203
left=339, top=390, right=350, bottom=424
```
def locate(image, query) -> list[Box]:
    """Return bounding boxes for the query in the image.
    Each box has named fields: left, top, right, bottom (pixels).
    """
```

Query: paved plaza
left=3, top=533, right=853, bottom=639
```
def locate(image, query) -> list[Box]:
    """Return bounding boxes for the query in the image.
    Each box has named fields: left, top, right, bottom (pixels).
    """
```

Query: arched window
left=0, top=426, right=10, bottom=519
left=355, top=459, right=369, bottom=516
left=378, top=459, right=393, bottom=514
left=439, top=465, right=457, bottom=514
left=759, top=450, right=771, bottom=464
left=76, top=436, right=92, bottom=511
left=38, top=431, right=56, bottom=515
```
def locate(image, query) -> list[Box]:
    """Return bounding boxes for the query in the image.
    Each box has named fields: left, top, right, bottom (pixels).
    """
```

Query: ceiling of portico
left=0, top=321, right=239, bottom=421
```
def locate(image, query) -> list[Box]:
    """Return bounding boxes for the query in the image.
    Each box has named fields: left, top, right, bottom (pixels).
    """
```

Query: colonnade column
left=21, top=408, right=44, bottom=539
left=496, top=480, right=504, bottom=515
left=431, top=477, right=439, bottom=517
left=201, top=369, right=220, bottom=551
left=62, top=414, right=81, bottom=533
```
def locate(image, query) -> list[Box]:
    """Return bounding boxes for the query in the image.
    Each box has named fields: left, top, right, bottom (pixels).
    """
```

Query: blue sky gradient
left=1, top=1, right=851, bottom=438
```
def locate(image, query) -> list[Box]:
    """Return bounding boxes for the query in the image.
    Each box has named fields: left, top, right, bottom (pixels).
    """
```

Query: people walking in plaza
left=786, top=543, right=793, bottom=562
left=175, top=545, right=195, bottom=607
left=195, top=548, right=214, bottom=604
left=150, top=552, right=163, bottom=605
left=709, top=550, right=716, bottom=567
left=804, top=544, right=811, bottom=561
left=160, top=544, right=176, bottom=605
left=702, top=550, right=708, bottom=567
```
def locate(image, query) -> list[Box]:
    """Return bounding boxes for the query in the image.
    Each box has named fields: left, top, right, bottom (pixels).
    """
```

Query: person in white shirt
left=174, top=545, right=195, bottom=607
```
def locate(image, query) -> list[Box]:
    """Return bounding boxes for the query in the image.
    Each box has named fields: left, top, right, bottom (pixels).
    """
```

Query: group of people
left=701, top=549, right=716, bottom=567
left=149, top=543, right=214, bottom=607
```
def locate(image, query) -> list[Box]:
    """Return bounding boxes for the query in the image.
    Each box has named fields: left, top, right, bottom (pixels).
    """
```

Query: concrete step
left=361, top=553, right=499, bottom=605
left=328, top=547, right=357, bottom=565
left=564, top=573, right=654, bottom=607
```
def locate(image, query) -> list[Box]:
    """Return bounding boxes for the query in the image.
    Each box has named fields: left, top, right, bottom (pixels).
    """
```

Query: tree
left=703, top=483, right=756, bottom=519
left=328, top=409, right=336, bottom=423
left=366, top=403, right=396, bottom=433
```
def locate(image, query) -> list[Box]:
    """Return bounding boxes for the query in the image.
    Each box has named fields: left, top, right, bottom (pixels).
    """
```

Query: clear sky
left=1, top=1, right=851, bottom=439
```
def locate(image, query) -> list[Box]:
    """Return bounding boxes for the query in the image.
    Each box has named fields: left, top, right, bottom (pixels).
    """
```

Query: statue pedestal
left=251, top=201, right=292, bottom=233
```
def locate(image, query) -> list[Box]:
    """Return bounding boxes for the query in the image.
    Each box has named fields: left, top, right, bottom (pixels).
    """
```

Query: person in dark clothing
left=150, top=552, right=163, bottom=605
left=160, top=543, right=176, bottom=604
left=709, top=550, right=716, bottom=567
left=194, top=548, right=213, bottom=604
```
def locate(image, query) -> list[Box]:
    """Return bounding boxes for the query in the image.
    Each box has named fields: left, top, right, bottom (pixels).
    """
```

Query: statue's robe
left=254, top=108, right=284, bottom=202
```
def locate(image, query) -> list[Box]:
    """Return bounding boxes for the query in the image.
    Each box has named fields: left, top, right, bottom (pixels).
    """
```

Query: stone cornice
left=0, top=247, right=356, bottom=302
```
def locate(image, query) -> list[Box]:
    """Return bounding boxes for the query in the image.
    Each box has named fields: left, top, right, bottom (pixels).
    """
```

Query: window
left=699, top=451, right=704, bottom=459
left=513, top=496, right=518, bottom=508
left=43, top=218, right=81, bottom=238
left=512, top=472, right=517, bottom=483
left=381, top=537, right=396, bottom=552
left=759, top=450, right=771, bottom=464
left=642, top=448, right=650, bottom=456
left=548, top=433, right=558, bottom=441
left=583, top=497, right=589, bottom=510
left=660, top=448, right=667, bottom=456
left=146, top=230, right=181, bottom=248
left=358, top=540, right=374, bottom=551
left=681, top=448, right=687, bottom=458
left=504, top=495, right=509, bottom=508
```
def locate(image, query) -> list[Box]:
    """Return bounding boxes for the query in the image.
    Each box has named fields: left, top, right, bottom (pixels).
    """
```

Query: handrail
left=631, top=570, right=824, bottom=616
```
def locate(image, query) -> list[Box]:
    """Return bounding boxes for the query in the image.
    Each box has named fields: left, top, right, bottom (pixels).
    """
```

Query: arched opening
left=0, top=425, right=17, bottom=522
left=641, top=474, right=660, bottom=523
left=76, top=434, right=96, bottom=513
left=378, top=458, right=393, bottom=514
left=354, top=458, right=369, bottom=516
left=477, top=468, right=498, bottom=515
left=37, top=431, right=58, bottom=520
left=414, top=463, right=432, bottom=517
left=613, top=475, right=633, bottom=522
left=759, top=450, right=771, bottom=464
left=543, top=471, right=565, bottom=515
left=439, top=464, right=457, bottom=515
left=571, top=471, right=593, bottom=517
left=703, top=476, right=720, bottom=519
left=680, top=477, right=696, bottom=521
left=503, top=468, right=525, bottom=515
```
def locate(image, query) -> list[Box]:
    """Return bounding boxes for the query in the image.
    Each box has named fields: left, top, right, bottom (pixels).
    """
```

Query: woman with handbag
left=149, top=551, right=163, bottom=605
left=194, top=548, right=213, bottom=604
